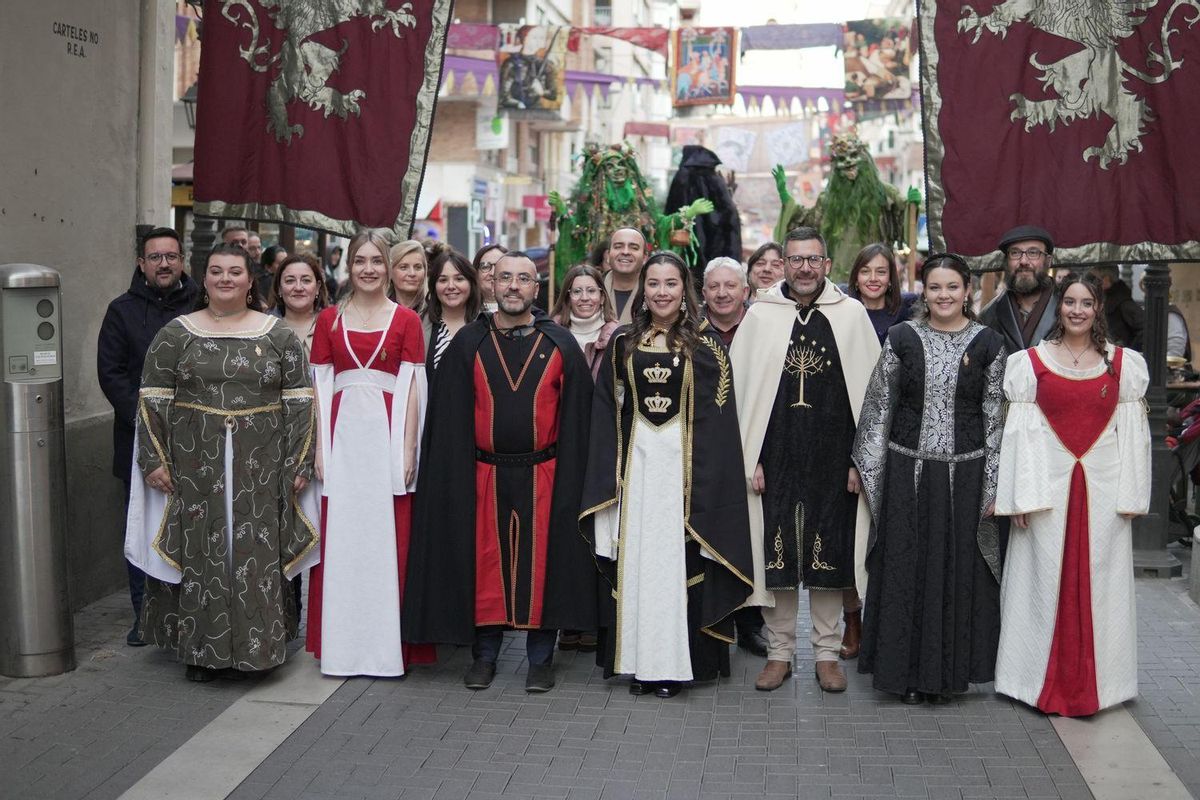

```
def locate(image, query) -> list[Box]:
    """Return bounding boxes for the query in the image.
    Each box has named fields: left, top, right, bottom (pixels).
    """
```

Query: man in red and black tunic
left=406, top=251, right=596, bottom=693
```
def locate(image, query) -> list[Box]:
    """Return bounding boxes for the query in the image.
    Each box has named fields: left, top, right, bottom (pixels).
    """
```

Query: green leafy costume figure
left=773, top=133, right=907, bottom=283
left=550, top=142, right=713, bottom=284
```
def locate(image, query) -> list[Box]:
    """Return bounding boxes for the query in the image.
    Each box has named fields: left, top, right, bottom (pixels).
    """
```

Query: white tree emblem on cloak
left=783, top=336, right=831, bottom=409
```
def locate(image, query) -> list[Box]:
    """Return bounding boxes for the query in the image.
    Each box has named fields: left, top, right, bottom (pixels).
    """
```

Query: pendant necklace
left=1062, top=341, right=1088, bottom=366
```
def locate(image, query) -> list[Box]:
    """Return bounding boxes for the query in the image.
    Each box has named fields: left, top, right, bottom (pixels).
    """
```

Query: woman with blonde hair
left=305, top=229, right=436, bottom=676
left=389, top=240, right=428, bottom=316
left=551, top=264, right=619, bottom=377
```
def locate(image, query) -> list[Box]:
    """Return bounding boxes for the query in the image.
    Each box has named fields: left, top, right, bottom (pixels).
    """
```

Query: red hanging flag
left=193, top=0, right=453, bottom=239
left=920, top=0, right=1200, bottom=269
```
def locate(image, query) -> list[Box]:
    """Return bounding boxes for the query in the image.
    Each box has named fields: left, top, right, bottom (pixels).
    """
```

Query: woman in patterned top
left=127, top=243, right=316, bottom=683
left=424, top=248, right=482, bottom=372
left=852, top=254, right=1006, bottom=704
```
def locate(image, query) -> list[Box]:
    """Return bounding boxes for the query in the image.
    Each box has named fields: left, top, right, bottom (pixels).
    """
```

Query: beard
left=1009, top=266, right=1050, bottom=296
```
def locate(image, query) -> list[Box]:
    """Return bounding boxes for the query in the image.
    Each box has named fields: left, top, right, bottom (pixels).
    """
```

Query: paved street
left=2, top=545, right=1198, bottom=800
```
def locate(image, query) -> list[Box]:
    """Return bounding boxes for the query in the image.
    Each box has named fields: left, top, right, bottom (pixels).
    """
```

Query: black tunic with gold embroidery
left=760, top=309, right=858, bottom=590
left=405, top=316, right=597, bottom=644
left=580, top=328, right=754, bottom=679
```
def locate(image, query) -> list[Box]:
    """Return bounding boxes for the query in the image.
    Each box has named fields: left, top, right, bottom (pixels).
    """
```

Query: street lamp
left=182, top=82, right=198, bottom=130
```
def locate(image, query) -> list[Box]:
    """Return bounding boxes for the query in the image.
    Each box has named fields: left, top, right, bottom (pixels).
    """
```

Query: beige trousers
left=763, top=588, right=844, bottom=662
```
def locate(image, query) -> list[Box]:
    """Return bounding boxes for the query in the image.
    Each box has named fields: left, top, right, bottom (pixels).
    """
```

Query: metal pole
left=1133, top=261, right=1183, bottom=577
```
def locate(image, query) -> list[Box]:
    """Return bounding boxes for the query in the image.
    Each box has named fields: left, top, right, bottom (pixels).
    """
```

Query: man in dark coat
left=405, top=251, right=596, bottom=693
left=666, top=145, right=742, bottom=286
left=978, top=225, right=1057, bottom=354
left=1089, top=265, right=1145, bottom=351
left=97, top=226, right=198, bottom=646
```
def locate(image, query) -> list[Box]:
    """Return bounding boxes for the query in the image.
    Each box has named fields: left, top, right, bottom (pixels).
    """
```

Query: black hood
left=678, top=145, right=722, bottom=170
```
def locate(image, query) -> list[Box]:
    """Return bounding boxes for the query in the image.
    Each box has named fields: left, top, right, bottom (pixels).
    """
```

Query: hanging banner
left=765, top=123, right=811, bottom=168
left=921, top=0, right=1200, bottom=269
left=496, top=25, right=570, bottom=119
left=711, top=127, right=757, bottom=173
left=739, top=23, right=843, bottom=52
left=193, top=0, right=452, bottom=239
left=672, top=27, right=737, bottom=107
left=843, top=18, right=913, bottom=102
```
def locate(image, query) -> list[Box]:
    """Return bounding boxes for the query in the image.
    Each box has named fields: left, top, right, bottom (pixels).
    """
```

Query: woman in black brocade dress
left=852, top=255, right=1006, bottom=704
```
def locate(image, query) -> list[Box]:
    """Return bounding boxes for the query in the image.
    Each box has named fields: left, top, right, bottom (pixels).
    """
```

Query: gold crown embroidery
left=642, top=362, right=672, bottom=384
left=644, top=392, right=672, bottom=414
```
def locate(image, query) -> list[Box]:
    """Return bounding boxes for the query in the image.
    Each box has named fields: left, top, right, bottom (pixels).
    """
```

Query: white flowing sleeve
left=390, top=361, right=427, bottom=494
left=313, top=363, right=335, bottom=498
left=1115, top=349, right=1151, bottom=515
left=995, top=351, right=1055, bottom=515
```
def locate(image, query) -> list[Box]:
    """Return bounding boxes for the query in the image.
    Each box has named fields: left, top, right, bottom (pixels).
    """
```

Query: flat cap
left=997, top=225, right=1054, bottom=254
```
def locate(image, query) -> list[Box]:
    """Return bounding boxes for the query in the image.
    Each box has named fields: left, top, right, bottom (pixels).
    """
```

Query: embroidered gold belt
left=175, top=401, right=283, bottom=428
left=887, top=441, right=984, bottom=463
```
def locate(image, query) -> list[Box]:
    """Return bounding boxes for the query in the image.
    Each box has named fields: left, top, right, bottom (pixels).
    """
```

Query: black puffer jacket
left=97, top=268, right=199, bottom=480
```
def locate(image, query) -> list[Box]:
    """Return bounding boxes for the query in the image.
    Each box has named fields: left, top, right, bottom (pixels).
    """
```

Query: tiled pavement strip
left=0, top=546, right=1197, bottom=800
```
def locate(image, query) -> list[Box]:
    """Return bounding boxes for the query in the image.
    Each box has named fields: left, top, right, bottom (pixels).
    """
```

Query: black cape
left=580, top=327, right=754, bottom=678
left=404, top=316, right=597, bottom=644
left=665, top=146, right=743, bottom=285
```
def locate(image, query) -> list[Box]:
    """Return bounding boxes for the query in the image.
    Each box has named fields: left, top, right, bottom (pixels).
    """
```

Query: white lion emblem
left=959, top=0, right=1200, bottom=168
left=220, top=0, right=417, bottom=143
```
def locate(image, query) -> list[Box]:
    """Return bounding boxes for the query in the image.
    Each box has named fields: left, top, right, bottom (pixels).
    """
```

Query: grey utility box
left=0, top=264, right=74, bottom=677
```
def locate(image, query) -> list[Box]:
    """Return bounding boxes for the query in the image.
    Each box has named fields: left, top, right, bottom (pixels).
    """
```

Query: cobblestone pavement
left=0, top=591, right=277, bottom=800
left=4, top=563, right=1200, bottom=800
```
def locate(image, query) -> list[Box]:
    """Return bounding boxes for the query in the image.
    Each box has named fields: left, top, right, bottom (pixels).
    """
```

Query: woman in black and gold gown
left=580, top=251, right=754, bottom=699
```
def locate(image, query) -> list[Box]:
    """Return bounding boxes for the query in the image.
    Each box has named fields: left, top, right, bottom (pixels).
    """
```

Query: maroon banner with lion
left=193, top=0, right=453, bottom=239
left=920, top=0, right=1200, bottom=270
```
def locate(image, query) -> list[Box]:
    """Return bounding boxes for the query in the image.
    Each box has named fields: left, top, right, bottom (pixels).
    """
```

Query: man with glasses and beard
left=97, top=227, right=198, bottom=646
left=406, top=251, right=597, bottom=693
left=979, top=225, right=1058, bottom=354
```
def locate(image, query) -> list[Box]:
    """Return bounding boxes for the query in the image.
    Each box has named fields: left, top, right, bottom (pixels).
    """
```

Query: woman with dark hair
left=127, top=243, right=316, bottom=682
left=550, top=264, right=618, bottom=376
left=305, top=230, right=435, bottom=677
left=581, top=251, right=754, bottom=699
left=426, top=249, right=483, bottom=370
left=994, top=273, right=1149, bottom=716
left=853, top=254, right=1007, bottom=704
left=847, top=243, right=917, bottom=344
left=472, top=243, right=508, bottom=314
left=272, top=253, right=329, bottom=356
left=747, top=242, right=786, bottom=292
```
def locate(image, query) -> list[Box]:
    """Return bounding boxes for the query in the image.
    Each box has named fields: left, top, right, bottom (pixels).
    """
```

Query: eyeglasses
left=785, top=255, right=828, bottom=268
left=478, top=261, right=498, bottom=274
left=1007, top=248, right=1046, bottom=262
left=495, top=273, right=536, bottom=287
left=569, top=287, right=600, bottom=297
left=143, top=252, right=182, bottom=265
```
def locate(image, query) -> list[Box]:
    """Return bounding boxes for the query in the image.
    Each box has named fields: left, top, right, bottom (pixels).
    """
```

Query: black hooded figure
left=666, top=145, right=742, bottom=286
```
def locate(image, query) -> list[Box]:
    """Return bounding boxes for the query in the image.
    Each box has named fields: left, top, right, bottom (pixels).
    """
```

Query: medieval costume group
left=124, top=223, right=1149, bottom=718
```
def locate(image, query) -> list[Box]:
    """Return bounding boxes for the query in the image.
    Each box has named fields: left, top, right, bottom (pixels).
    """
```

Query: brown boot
left=839, top=608, right=862, bottom=660
left=755, top=660, right=793, bottom=691
left=815, top=660, right=847, bottom=692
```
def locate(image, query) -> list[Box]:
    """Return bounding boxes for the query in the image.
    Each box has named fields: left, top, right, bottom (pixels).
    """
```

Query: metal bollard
left=0, top=264, right=75, bottom=677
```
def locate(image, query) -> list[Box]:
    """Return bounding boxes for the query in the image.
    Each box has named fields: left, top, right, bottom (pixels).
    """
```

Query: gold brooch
left=643, top=362, right=671, bottom=384
left=644, top=393, right=672, bottom=414
left=1100, top=385, right=1108, bottom=398
left=254, top=345, right=262, bottom=357
left=963, top=353, right=970, bottom=367
left=380, top=347, right=387, bottom=362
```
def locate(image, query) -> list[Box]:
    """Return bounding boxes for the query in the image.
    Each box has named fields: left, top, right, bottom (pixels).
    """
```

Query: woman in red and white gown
left=995, top=273, right=1150, bottom=716
left=305, top=230, right=436, bottom=676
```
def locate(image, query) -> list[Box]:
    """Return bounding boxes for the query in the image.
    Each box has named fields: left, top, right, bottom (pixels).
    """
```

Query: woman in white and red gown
left=305, top=230, right=436, bottom=676
left=995, top=273, right=1150, bottom=716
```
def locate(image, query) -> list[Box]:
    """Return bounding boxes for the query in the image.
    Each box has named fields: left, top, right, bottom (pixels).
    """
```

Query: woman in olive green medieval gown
left=126, top=244, right=317, bottom=681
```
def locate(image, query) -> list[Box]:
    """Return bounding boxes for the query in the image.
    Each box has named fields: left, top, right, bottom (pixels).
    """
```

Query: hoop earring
left=247, top=291, right=253, bottom=305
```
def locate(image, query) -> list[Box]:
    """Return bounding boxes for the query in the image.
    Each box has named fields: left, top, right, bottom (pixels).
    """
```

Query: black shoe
left=925, top=692, right=954, bottom=705
left=736, top=626, right=768, bottom=658
left=577, top=632, right=598, bottom=653
left=629, top=679, right=656, bottom=695
left=901, top=688, right=923, bottom=705
left=126, top=621, right=147, bottom=647
left=525, top=664, right=555, bottom=693
left=464, top=659, right=497, bottom=690
left=557, top=632, right=580, bottom=651
left=186, top=665, right=216, bottom=683
left=654, top=682, right=683, bottom=698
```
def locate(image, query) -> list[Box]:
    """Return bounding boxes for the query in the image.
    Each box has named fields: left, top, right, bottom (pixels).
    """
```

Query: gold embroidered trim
left=139, top=387, right=175, bottom=400
left=700, top=626, right=735, bottom=644
left=151, top=496, right=180, bottom=573
left=178, top=315, right=276, bottom=339
left=281, top=388, right=313, bottom=400
left=767, top=527, right=786, bottom=570
left=687, top=573, right=705, bottom=587
left=284, top=404, right=319, bottom=575
left=703, top=337, right=730, bottom=408
left=139, top=401, right=170, bottom=471
left=687, top=524, right=754, bottom=588
left=175, top=401, right=283, bottom=416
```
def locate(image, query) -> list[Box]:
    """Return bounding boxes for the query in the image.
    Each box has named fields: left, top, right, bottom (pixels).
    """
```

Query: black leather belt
left=475, top=444, right=557, bottom=467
